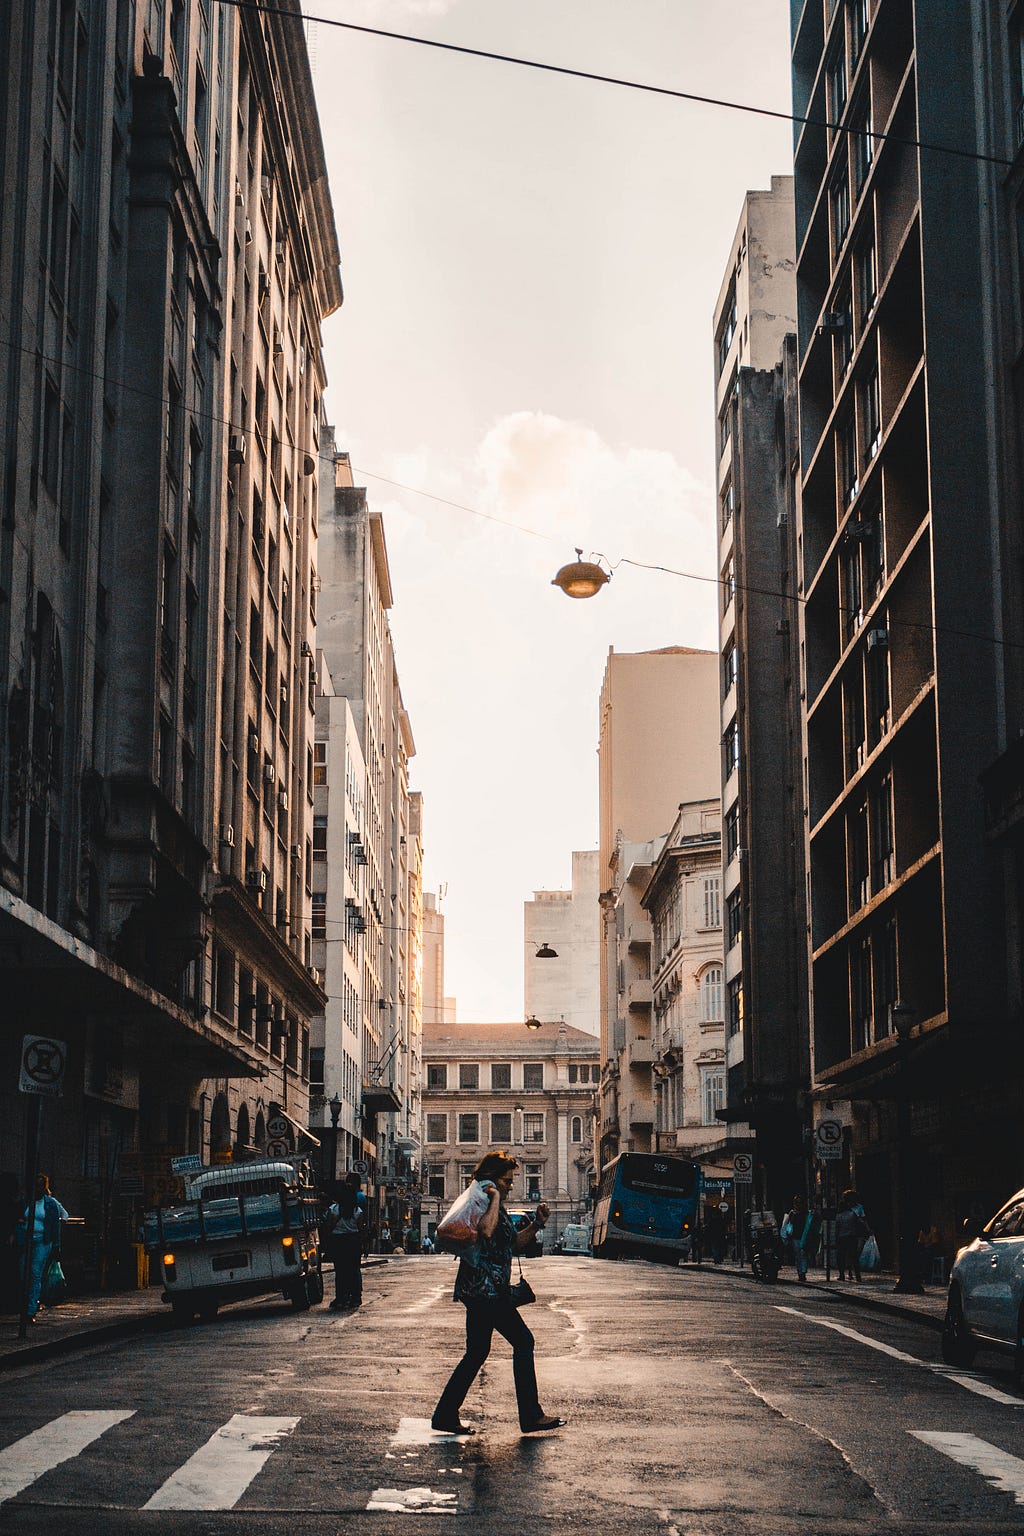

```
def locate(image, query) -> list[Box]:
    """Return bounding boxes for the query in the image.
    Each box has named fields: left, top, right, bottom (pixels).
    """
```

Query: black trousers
left=330, top=1233, right=363, bottom=1303
left=433, top=1296, right=542, bottom=1429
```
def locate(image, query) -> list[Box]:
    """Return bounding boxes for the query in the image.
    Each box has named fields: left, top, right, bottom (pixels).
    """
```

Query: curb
left=693, top=1259, right=947, bottom=1332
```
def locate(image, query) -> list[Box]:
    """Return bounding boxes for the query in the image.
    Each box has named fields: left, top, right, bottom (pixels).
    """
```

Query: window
left=722, top=555, right=736, bottom=611
left=569, top=1064, right=596, bottom=1084
left=427, top=1168, right=446, bottom=1200
left=840, top=413, right=859, bottom=504
left=458, top=1063, right=479, bottom=1091
left=460, top=1166, right=477, bottom=1190
left=313, top=740, right=327, bottom=785
left=214, top=946, right=234, bottom=1018
left=725, top=805, right=740, bottom=863
left=857, top=240, right=877, bottom=322
left=523, top=1063, right=543, bottom=1090
left=522, top=1112, right=545, bottom=1143
left=831, top=168, right=851, bottom=256
left=849, top=798, right=870, bottom=910
left=701, top=1066, right=726, bottom=1126
left=457, top=1113, right=479, bottom=1144
left=703, top=876, right=721, bottom=930
left=723, top=642, right=737, bottom=694
left=851, top=936, right=873, bottom=1052
left=723, top=721, right=739, bottom=779
left=490, top=1112, right=512, bottom=1142
left=570, top=1115, right=583, bottom=1143
left=701, top=966, right=724, bottom=1023
left=718, top=400, right=731, bottom=458
left=312, top=814, right=327, bottom=860
left=309, top=1046, right=324, bottom=1091
left=717, top=290, right=737, bottom=373
left=849, top=0, right=869, bottom=67
left=872, top=772, right=894, bottom=890
left=727, top=977, right=744, bottom=1037
left=426, top=1113, right=447, bottom=1143
left=526, top=1165, right=542, bottom=1201
left=491, top=1062, right=511, bottom=1090
left=852, top=105, right=874, bottom=194
left=867, top=636, right=890, bottom=743
left=720, top=477, right=734, bottom=533
left=845, top=673, right=866, bottom=772
left=311, top=893, right=326, bottom=939
left=844, top=533, right=863, bottom=639
left=828, top=46, right=847, bottom=123
left=726, top=891, right=742, bottom=950
left=861, top=363, right=881, bottom=461
left=426, top=1064, right=447, bottom=1091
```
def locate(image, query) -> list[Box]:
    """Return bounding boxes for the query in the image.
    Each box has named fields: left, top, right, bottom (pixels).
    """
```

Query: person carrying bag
left=430, top=1151, right=564, bottom=1437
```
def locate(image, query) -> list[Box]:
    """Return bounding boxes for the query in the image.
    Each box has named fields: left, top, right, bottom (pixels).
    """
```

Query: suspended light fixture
left=552, top=548, right=610, bottom=599
left=535, top=942, right=558, bottom=958
left=524, top=1016, right=543, bottom=1031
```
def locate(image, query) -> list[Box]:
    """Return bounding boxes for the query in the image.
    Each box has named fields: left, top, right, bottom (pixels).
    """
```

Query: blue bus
left=592, top=1153, right=701, bottom=1262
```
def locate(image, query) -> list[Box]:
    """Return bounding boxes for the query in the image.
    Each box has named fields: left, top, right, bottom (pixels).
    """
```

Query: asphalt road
left=2, top=1256, right=1024, bottom=1534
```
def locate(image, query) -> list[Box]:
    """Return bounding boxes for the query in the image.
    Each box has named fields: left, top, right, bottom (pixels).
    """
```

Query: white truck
left=143, top=1159, right=324, bottom=1322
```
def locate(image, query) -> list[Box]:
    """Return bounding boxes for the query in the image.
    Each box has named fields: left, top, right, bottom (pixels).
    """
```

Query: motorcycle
left=749, top=1210, right=782, bottom=1284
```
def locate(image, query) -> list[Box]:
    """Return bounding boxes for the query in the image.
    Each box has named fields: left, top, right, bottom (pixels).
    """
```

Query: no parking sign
left=19, top=1035, right=67, bottom=1098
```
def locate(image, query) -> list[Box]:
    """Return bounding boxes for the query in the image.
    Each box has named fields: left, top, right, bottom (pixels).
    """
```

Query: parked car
left=556, top=1223, right=592, bottom=1256
left=943, top=1187, right=1024, bottom=1374
left=508, top=1210, right=545, bottom=1258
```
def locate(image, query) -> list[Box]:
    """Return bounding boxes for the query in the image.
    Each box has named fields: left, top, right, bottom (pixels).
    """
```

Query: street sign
left=733, top=1153, right=753, bottom=1184
left=266, top=1137, right=290, bottom=1157
left=266, top=1115, right=291, bottom=1140
left=353, top=1159, right=369, bottom=1174
left=171, top=1154, right=204, bottom=1174
left=815, top=1116, right=844, bottom=1161
left=19, top=1035, right=67, bottom=1097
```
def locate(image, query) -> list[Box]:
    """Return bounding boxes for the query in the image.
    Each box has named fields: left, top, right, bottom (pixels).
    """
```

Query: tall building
left=421, top=1020, right=600, bottom=1243
left=713, top=180, right=810, bottom=1212
left=524, top=850, right=601, bottom=1036
left=597, top=646, right=720, bottom=1167
left=0, top=2, right=339, bottom=1272
left=315, top=441, right=422, bottom=1237
left=790, top=0, right=1024, bottom=1248
left=422, top=892, right=447, bottom=1029
left=641, top=801, right=727, bottom=1167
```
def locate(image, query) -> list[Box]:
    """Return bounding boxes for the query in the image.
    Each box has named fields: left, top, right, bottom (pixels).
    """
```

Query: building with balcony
left=713, top=179, right=810, bottom=1211
left=790, top=0, right=1024, bottom=1247
left=421, top=1020, right=600, bottom=1243
left=524, top=850, right=600, bottom=1036
left=641, top=801, right=728, bottom=1168
left=0, top=1, right=339, bottom=1271
left=597, top=647, right=720, bottom=1168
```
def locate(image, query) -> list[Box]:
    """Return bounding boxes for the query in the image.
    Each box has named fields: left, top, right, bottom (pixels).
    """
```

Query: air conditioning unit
left=228, top=435, right=246, bottom=466
left=310, top=967, right=322, bottom=986
left=246, top=868, right=267, bottom=893
left=775, top=619, right=790, bottom=636
left=776, top=510, right=789, bottom=527
left=263, top=762, right=276, bottom=785
left=248, top=729, right=260, bottom=754
left=279, top=682, right=289, bottom=707
left=258, top=273, right=270, bottom=303
left=219, top=824, right=235, bottom=847
left=847, top=518, right=875, bottom=542
left=244, top=218, right=253, bottom=245
left=260, top=172, right=272, bottom=199
left=301, top=640, right=314, bottom=659
left=277, top=788, right=289, bottom=812
left=817, top=309, right=850, bottom=334
left=290, top=843, right=302, bottom=861
left=866, top=628, right=889, bottom=652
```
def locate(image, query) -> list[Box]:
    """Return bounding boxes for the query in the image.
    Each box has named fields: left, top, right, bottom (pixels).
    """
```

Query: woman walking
left=781, top=1193, right=812, bottom=1283
left=432, top=1151, right=565, bottom=1436
left=18, top=1174, right=68, bottom=1322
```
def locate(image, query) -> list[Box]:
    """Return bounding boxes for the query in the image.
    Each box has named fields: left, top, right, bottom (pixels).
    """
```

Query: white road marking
left=775, top=1306, right=1024, bottom=1405
left=912, top=1431, right=1024, bottom=1504
left=366, top=1485, right=458, bottom=1512
left=142, top=1414, right=299, bottom=1510
left=404, top=1284, right=449, bottom=1315
left=0, top=1410, right=135, bottom=1505
left=392, top=1416, right=470, bottom=1446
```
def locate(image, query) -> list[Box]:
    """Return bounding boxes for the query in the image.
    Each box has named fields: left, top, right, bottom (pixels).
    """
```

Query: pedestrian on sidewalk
left=431, top=1150, right=565, bottom=1437
left=323, top=1173, right=365, bottom=1311
left=781, top=1193, right=813, bottom=1282
left=16, top=1174, right=68, bottom=1322
left=835, top=1192, right=870, bottom=1281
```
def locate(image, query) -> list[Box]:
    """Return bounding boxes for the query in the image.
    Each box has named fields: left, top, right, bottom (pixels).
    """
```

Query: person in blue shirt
left=431, top=1150, right=565, bottom=1437
left=18, top=1174, right=68, bottom=1322
left=324, top=1172, right=366, bottom=1310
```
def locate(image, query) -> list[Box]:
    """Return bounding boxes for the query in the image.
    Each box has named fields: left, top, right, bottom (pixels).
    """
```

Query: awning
left=270, top=1104, right=320, bottom=1148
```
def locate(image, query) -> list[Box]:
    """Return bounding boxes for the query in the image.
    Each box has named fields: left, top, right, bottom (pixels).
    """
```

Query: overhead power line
left=213, top=0, right=1015, bottom=170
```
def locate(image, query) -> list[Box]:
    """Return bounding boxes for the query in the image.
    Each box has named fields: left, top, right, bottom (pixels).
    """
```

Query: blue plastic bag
left=860, top=1234, right=880, bottom=1272
left=41, top=1255, right=67, bottom=1306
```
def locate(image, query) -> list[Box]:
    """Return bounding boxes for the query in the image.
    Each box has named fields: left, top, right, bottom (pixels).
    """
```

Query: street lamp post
left=890, top=1000, right=924, bottom=1295
left=328, top=1093, right=342, bottom=1188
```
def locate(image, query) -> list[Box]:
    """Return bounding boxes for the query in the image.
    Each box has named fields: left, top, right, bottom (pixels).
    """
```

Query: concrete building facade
left=421, top=1020, right=600, bottom=1243
left=642, top=801, right=727, bottom=1166
left=524, top=850, right=601, bottom=1036
left=0, top=2, right=339, bottom=1276
left=713, top=180, right=810, bottom=1213
left=597, top=647, right=720, bottom=1170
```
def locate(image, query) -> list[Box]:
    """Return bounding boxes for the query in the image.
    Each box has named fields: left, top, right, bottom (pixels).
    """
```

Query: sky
left=307, top=1, right=794, bottom=1021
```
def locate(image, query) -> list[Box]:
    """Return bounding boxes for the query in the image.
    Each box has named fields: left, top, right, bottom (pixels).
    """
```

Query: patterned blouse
left=453, top=1207, right=515, bottom=1302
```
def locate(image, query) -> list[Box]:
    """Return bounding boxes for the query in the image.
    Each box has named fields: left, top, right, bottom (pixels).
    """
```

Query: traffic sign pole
left=18, top=1095, right=44, bottom=1340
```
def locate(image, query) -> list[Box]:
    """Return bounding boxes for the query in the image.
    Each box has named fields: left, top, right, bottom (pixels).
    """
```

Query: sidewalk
left=0, top=1256, right=393, bottom=1371
left=704, top=1259, right=948, bottom=1330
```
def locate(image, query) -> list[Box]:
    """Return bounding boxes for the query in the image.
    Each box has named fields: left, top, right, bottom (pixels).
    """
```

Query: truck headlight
left=162, top=1254, right=177, bottom=1282
left=282, top=1235, right=297, bottom=1265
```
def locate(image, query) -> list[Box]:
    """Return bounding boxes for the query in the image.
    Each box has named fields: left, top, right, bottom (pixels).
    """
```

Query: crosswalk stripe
left=0, top=1410, right=135, bottom=1505
left=912, top=1431, right=1024, bottom=1504
left=142, top=1414, right=299, bottom=1510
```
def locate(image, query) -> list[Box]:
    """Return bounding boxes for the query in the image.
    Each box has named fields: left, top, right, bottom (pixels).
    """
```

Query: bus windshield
left=619, top=1155, right=697, bottom=1197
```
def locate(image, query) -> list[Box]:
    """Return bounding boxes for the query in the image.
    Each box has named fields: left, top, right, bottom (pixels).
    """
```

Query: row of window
left=425, top=1163, right=548, bottom=1203
left=656, top=1064, right=726, bottom=1130
left=424, top=1111, right=588, bottom=1145
left=425, top=1061, right=593, bottom=1092
left=654, top=966, right=724, bottom=1027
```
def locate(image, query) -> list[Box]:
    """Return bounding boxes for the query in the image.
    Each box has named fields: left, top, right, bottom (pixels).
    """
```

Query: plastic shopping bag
left=41, top=1256, right=67, bottom=1306
left=435, top=1180, right=493, bottom=1253
left=859, top=1234, right=881, bottom=1272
